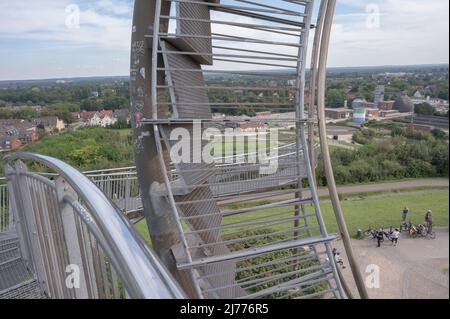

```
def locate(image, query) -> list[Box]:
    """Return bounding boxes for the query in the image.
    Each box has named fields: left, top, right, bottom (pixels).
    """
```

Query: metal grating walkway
left=0, top=231, right=46, bottom=299
left=0, top=279, right=47, bottom=299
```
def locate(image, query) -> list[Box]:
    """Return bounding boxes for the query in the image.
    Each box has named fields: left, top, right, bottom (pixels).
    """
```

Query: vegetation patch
left=22, top=127, right=133, bottom=171
left=317, top=126, right=448, bottom=186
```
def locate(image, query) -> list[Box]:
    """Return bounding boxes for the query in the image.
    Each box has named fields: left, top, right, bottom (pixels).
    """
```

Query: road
left=218, top=179, right=449, bottom=205
left=334, top=228, right=449, bottom=299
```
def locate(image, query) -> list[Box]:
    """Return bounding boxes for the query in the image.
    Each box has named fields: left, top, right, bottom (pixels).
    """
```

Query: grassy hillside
left=22, top=127, right=134, bottom=171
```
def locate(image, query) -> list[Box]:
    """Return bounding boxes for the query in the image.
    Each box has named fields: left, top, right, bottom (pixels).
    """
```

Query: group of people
left=402, top=207, right=433, bottom=232
left=332, top=207, right=435, bottom=270
left=375, top=228, right=400, bottom=248
left=374, top=207, right=434, bottom=248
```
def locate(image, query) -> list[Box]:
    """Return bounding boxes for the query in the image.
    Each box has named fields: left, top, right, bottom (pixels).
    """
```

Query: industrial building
left=374, top=85, right=385, bottom=105
left=325, top=108, right=353, bottom=120
left=365, top=108, right=380, bottom=118
left=394, top=96, right=415, bottom=113
left=378, top=101, right=395, bottom=111
left=353, top=108, right=367, bottom=123
left=352, top=98, right=367, bottom=109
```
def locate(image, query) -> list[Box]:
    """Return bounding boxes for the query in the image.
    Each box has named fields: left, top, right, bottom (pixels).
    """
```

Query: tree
left=47, top=102, right=80, bottom=113
left=406, top=159, right=435, bottom=178
left=431, top=143, right=449, bottom=176
left=101, top=96, right=128, bottom=109
left=81, top=98, right=103, bottom=111
left=431, top=129, right=447, bottom=140
left=414, top=103, right=434, bottom=115
left=326, top=89, right=347, bottom=108
left=108, top=118, right=131, bottom=129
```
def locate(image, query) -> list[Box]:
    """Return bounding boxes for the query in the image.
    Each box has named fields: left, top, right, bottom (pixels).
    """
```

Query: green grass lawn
left=135, top=220, right=152, bottom=245
left=320, top=191, right=449, bottom=235
left=135, top=190, right=449, bottom=244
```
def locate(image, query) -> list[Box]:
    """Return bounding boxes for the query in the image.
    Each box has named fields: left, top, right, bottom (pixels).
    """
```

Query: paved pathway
left=219, top=179, right=449, bottom=205
left=334, top=228, right=449, bottom=299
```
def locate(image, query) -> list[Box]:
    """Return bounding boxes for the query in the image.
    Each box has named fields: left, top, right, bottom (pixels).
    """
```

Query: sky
left=0, top=0, right=448, bottom=81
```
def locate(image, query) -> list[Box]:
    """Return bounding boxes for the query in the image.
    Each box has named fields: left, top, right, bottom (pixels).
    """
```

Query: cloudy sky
left=0, top=0, right=448, bottom=81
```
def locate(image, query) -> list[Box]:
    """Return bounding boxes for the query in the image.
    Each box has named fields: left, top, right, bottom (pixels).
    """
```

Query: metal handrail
left=3, top=152, right=185, bottom=299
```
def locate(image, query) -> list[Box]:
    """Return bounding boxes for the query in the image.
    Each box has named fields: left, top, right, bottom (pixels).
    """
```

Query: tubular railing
left=2, top=153, right=184, bottom=299
left=1, top=167, right=141, bottom=233
left=0, top=147, right=321, bottom=233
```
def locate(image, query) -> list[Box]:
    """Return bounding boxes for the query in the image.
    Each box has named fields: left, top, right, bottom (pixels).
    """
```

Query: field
left=320, top=190, right=449, bottom=235
left=135, top=190, right=449, bottom=245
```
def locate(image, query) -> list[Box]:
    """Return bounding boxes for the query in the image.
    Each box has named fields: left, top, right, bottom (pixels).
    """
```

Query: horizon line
left=1, top=62, right=448, bottom=83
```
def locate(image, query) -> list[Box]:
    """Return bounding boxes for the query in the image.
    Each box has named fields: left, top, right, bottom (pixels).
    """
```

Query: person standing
left=425, top=210, right=433, bottom=233
left=402, top=207, right=409, bottom=222
left=333, top=248, right=346, bottom=269
left=376, top=229, right=384, bottom=248
left=391, top=229, right=400, bottom=246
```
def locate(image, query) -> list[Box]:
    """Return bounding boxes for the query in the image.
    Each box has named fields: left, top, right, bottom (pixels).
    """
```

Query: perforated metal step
left=0, top=279, right=47, bottom=299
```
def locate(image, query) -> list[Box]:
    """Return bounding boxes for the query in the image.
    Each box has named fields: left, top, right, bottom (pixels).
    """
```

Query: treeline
left=0, top=102, right=79, bottom=123
left=3, top=122, right=448, bottom=188
left=316, top=126, right=449, bottom=186
left=0, top=82, right=130, bottom=112
left=415, top=103, right=449, bottom=117
left=325, top=71, right=449, bottom=108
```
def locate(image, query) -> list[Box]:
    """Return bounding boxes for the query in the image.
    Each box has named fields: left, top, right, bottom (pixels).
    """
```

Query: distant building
left=0, top=119, right=38, bottom=144
left=373, top=85, right=385, bottom=105
left=239, top=122, right=265, bottom=131
left=353, top=108, right=366, bottom=123
left=394, top=96, right=415, bottom=113
left=325, top=108, right=353, bottom=120
left=212, top=113, right=226, bottom=120
left=378, top=101, right=395, bottom=111
left=78, top=110, right=117, bottom=127
left=0, top=135, right=22, bottom=151
left=351, top=98, right=367, bottom=109
left=365, top=108, right=380, bottom=119
left=32, top=117, right=65, bottom=132
left=413, top=90, right=423, bottom=99
left=362, top=102, right=377, bottom=109
left=18, top=129, right=38, bottom=144
left=410, top=95, right=449, bottom=114
left=253, top=112, right=296, bottom=129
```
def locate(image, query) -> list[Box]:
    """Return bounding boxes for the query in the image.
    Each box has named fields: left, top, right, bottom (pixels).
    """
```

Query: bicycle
left=364, top=226, right=378, bottom=240
left=416, top=224, right=436, bottom=239
left=400, top=221, right=410, bottom=233
left=383, top=227, right=395, bottom=242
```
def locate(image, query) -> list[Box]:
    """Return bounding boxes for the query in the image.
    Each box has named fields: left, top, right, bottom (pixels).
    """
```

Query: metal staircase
left=130, top=0, right=347, bottom=299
